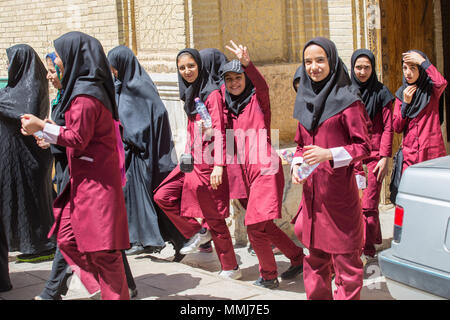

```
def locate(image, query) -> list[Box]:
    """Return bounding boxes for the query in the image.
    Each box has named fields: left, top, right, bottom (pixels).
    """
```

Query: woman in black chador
left=107, top=45, right=186, bottom=260
left=0, top=44, right=55, bottom=262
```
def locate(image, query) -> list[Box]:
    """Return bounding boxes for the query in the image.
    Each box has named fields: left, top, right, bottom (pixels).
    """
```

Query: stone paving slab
left=1, top=207, right=395, bottom=300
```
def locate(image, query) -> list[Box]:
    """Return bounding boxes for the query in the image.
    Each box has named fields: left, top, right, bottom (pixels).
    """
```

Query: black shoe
left=173, top=251, right=185, bottom=263
left=0, top=284, right=12, bottom=293
left=169, top=239, right=186, bottom=262
left=280, top=264, right=303, bottom=280
left=253, top=277, right=279, bottom=289
left=143, top=245, right=165, bottom=254
left=125, top=244, right=145, bottom=256
left=16, top=248, right=56, bottom=263
left=199, top=241, right=213, bottom=253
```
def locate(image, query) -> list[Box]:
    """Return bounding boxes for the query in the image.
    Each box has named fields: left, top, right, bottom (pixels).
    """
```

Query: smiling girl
left=153, top=48, right=240, bottom=279
left=291, top=37, right=371, bottom=300
left=221, top=41, right=305, bottom=289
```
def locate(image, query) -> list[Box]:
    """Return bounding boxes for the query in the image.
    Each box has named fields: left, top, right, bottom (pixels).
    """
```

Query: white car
left=378, top=155, right=450, bottom=300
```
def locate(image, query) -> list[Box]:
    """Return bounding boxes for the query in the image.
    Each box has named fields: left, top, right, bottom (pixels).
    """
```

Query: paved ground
left=0, top=205, right=395, bottom=301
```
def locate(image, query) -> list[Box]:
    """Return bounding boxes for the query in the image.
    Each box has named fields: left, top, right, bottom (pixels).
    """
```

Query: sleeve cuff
left=290, top=156, right=303, bottom=174
left=330, top=147, right=353, bottom=168
left=42, top=123, right=61, bottom=144
left=421, top=60, right=432, bottom=70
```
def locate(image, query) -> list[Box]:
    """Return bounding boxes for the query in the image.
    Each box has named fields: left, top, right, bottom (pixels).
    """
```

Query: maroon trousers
left=362, top=160, right=383, bottom=257
left=153, top=168, right=202, bottom=239
left=247, top=220, right=305, bottom=280
left=56, top=204, right=129, bottom=300
left=154, top=168, right=237, bottom=271
left=303, top=247, right=363, bottom=300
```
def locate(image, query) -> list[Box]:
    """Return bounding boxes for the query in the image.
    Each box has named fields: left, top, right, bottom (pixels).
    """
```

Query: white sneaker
left=361, top=254, right=375, bottom=267
left=180, top=230, right=212, bottom=255
left=218, top=267, right=242, bottom=280
left=361, top=254, right=368, bottom=267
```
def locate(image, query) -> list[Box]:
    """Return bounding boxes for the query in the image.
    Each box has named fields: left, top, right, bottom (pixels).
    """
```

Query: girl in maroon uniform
left=21, top=32, right=130, bottom=300
left=350, top=49, right=394, bottom=259
left=393, top=50, right=447, bottom=172
left=291, top=37, right=371, bottom=300
left=153, top=48, right=240, bottom=279
left=222, top=41, right=305, bottom=289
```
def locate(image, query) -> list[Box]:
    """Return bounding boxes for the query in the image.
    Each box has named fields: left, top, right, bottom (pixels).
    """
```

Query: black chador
left=108, top=46, right=186, bottom=259
left=0, top=44, right=55, bottom=258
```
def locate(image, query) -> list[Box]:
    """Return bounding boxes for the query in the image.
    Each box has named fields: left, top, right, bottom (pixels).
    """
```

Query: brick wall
left=0, top=0, right=121, bottom=78
left=327, top=0, right=355, bottom=68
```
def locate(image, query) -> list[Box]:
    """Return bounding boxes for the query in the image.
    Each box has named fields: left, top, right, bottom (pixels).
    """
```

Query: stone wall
left=134, top=0, right=186, bottom=73
left=258, top=63, right=300, bottom=146
left=1, top=0, right=446, bottom=240
left=184, top=0, right=331, bottom=145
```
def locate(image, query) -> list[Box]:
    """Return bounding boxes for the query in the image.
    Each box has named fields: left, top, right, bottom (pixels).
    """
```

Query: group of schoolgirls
left=14, top=31, right=447, bottom=300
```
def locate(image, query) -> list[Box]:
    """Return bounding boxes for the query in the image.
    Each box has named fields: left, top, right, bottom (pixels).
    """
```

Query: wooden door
left=380, top=0, right=436, bottom=95
left=379, top=0, right=435, bottom=204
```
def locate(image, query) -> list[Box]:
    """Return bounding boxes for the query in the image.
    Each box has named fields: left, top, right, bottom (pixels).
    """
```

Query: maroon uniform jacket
left=294, top=101, right=371, bottom=253
left=47, top=95, right=129, bottom=252
left=393, top=62, right=447, bottom=172
left=179, top=89, right=230, bottom=219
left=224, top=62, right=284, bottom=225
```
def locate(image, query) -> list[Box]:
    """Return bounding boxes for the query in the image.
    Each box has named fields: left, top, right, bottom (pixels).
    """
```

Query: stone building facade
left=0, top=0, right=448, bottom=241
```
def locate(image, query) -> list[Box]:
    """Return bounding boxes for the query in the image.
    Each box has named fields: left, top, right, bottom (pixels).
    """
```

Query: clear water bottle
left=281, top=150, right=319, bottom=180
left=194, top=97, right=212, bottom=128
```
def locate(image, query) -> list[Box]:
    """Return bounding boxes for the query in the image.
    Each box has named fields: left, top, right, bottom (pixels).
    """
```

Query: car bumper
left=378, top=249, right=450, bottom=300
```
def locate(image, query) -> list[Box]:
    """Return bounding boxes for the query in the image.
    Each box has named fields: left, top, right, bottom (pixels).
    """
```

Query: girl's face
left=294, top=79, right=300, bottom=92
left=354, top=56, right=373, bottom=83
left=177, top=54, right=199, bottom=83
left=224, top=72, right=246, bottom=96
left=53, top=52, right=64, bottom=79
left=402, top=62, right=420, bottom=84
left=304, top=44, right=330, bottom=82
left=110, top=66, right=118, bottom=79
left=46, top=57, right=62, bottom=89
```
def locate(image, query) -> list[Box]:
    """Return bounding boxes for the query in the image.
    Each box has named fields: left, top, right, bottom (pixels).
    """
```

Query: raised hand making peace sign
left=225, top=40, right=250, bottom=67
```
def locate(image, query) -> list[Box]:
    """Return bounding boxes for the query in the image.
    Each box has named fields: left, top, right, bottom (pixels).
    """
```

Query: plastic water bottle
left=194, top=97, right=212, bottom=128
left=281, top=150, right=319, bottom=180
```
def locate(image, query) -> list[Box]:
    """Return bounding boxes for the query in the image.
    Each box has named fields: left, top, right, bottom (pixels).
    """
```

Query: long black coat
left=108, top=46, right=184, bottom=248
left=0, top=44, right=55, bottom=254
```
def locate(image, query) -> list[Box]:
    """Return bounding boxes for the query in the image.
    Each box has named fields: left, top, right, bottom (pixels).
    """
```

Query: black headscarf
left=293, top=37, right=361, bottom=132
left=53, top=31, right=118, bottom=123
left=176, top=48, right=219, bottom=117
left=200, top=48, right=228, bottom=87
left=351, top=49, right=394, bottom=120
left=395, top=50, right=433, bottom=119
left=222, top=59, right=256, bottom=116
left=107, top=45, right=174, bottom=168
left=0, top=44, right=49, bottom=121
left=293, top=65, right=303, bottom=92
